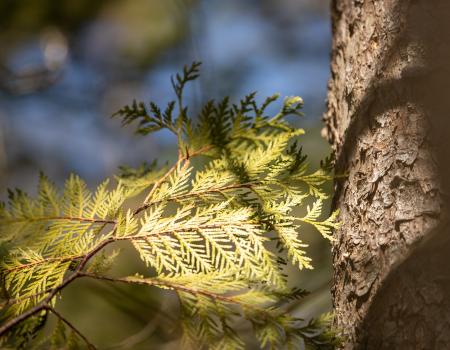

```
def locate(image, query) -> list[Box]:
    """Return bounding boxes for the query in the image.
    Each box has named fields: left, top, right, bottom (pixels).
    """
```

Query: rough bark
left=324, top=1, right=450, bottom=349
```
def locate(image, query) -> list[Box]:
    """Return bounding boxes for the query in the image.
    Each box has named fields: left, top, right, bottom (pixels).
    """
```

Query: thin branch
left=2, top=216, right=116, bottom=225
left=46, top=306, right=96, bottom=350
left=80, top=272, right=269, bottom=315
left=75, top=237, right=115, bottom=273
left=0, top=304, right=46, bottom=337
left=135, top=145, right=212, bottom=215
left=3, top=254, right=84, bottom=274
left=142, top=182, right=256, bottom=208
left=117, top=221, right=258, bottom=244
left=89, top=272, right=284, bottom=323
left=138, top=159, right=185, bottom=212
left=0, top=268, right=93, bottom=337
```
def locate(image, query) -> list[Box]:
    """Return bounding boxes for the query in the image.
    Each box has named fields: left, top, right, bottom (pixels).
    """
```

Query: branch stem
left=142, top=182, right=256, bottom=208
left=0, top=304, right=46, bottom=337
left=46, top=307, right=97, bottom=350
left=135, top=145, right=211, bottom=215
left=3, top=216, right=116, bottom=225
left=80, top=272, right=241, bottom=305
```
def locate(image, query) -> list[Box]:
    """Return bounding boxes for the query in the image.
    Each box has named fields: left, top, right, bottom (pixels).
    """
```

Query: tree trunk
left=324, top=1, right=450, bottom=349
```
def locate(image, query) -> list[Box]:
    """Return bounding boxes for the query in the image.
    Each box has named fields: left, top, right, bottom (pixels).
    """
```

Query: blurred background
left=0, top=0, right=333, bottom=348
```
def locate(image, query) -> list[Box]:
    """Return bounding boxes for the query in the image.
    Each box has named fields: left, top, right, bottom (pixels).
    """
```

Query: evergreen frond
left=300, top=201, right=340, bottom=240
left=0, top=62, right=340, bottom=349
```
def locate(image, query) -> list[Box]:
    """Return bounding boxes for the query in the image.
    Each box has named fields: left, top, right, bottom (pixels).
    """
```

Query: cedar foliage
left=0, top=62, right=340, bottom=349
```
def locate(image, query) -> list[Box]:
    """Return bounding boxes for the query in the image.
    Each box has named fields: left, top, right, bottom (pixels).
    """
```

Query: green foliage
left=0, top=62, right=340, bottom=349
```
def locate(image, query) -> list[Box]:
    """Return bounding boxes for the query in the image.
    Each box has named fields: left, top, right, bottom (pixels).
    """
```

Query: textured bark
left=324, top=1, right=450, bottom=349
